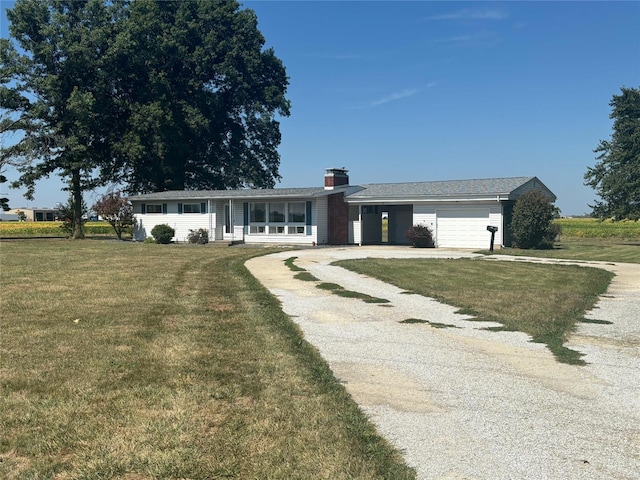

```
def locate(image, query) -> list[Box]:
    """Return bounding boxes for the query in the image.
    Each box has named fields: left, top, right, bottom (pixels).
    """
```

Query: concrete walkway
left=245, top=247, right=640, bottom=480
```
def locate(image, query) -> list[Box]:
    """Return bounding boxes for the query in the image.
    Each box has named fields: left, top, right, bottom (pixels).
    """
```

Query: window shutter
left=243, top=203, right=249, bottom=234
left=141, top=203, right=146, bottom=214
left=162, top=203, right=167, bottom=215
left=178, top=203, right=183, bottom=214
left=306, top=201, right=312, bottom=235
left=201, top=202, right=207, bottom=214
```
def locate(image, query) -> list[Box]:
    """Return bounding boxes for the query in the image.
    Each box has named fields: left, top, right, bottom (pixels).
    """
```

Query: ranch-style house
left=130, top=168, right=556, bottom=249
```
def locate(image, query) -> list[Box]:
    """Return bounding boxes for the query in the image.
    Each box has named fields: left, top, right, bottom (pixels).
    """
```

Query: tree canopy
left=584, top=86, right=640, bottom=220
left=0, top=0, right=290, bottom=237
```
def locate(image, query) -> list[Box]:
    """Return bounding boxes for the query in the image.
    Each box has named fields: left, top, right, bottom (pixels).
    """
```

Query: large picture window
left=248, top=201, right=307, bottom=235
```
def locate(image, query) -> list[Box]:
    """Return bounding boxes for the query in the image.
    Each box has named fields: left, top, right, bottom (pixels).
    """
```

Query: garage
left=436, top=207, right=490, bottom=249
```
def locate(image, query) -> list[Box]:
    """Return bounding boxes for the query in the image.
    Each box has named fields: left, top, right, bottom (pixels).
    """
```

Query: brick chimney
left=324, top=168, right=349, bottom=190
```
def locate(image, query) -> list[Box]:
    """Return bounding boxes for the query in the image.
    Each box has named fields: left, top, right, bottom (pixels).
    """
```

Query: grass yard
left=334, top=258, right=613, bottom=365
left=0, top=239, right=415, bottom=479
left=492, top=237, right=640, bottom=264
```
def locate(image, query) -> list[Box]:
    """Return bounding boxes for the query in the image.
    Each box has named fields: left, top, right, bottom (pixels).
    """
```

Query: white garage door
left=436, top=207, right=490, bottom=248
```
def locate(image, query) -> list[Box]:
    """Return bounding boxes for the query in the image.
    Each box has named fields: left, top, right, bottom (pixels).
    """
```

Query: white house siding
left=412, top=205, right=437, bottom=232
left=348, top=205, right=360, bottom=244
left=489, top=205, right=504, bottom=247
left=133, top=201, right=212, bottom=242
left=316, top=196, right=329, bottom=245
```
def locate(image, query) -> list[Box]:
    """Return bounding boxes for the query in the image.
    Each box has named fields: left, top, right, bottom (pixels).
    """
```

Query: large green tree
left=585, top=86, right=640, bottom=220
left=111, top=0, right=290, bottom=193
left=1, top=0, right=125, bottom=238
left=0, top=0, right=290, bottom=237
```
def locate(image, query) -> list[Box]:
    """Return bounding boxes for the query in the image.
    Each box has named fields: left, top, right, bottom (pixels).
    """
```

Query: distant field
left=0, top=221, right=122, bottom=237
left=555, top=217, right=640, bottom=239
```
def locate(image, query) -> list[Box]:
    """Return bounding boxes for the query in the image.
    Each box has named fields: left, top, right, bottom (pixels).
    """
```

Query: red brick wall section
left=328, top=193, right=349, bottom=244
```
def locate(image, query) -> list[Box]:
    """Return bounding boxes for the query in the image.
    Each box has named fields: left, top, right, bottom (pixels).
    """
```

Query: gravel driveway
left=245, top=247, right=640, bottom=480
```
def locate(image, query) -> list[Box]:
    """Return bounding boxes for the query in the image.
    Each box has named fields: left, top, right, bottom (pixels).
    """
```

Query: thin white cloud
left=435, top=31, right=502, bottom=47
left=305, top=52, right=363, bottom=60
left=425, top=8, right=508, bottom=21
left=349, top=83, right=436, bottom=110
left=369, top=88, right=420, bottom=107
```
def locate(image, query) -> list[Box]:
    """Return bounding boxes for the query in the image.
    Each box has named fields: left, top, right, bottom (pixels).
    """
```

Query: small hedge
left=187, top=228, right=209, bottom=244
left=406, top=224, right=434, bottom=248
left=150, top=224, right=175, bottom=244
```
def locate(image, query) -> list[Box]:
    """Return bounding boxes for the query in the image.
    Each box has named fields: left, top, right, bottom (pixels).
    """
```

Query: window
left=288, top=202, right=305, bottom=223
left=147, top=204, right=162, bottom=214
left=250, top=203, right=266, bottom=223
left=247, top=201, right=308, bottom=236
left=183, top=203, right=200, bottom=213
left=269, top=203, right=285, bottom=223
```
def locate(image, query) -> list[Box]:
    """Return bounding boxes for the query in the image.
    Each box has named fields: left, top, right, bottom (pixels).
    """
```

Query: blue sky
left=2, top=1, right=639, bottom=215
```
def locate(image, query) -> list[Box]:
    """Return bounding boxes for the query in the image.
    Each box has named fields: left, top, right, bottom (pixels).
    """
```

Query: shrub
left=512, top=191, right=558, bottom=249
left=405, top=224, right=434, bottom=248
left=187, top=228, right=209, bottom=244
left=92, top=192, right=135, bottom=240
left=150, top=224, right=175, bottom=244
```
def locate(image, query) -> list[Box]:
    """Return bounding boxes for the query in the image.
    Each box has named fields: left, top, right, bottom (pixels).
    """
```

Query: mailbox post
left=486, top=226, right=498, bottom=252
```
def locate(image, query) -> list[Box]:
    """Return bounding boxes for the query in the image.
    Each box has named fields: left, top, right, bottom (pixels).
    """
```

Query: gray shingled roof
left=131, top=187, right=326, bottom=201
left=130, top=176, right=554, bottom=202
left=346, top=177, right=536, bottom=198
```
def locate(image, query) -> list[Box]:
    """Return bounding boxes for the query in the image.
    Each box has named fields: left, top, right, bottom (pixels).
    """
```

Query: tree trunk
left=71, top=169, right=85, bottom=240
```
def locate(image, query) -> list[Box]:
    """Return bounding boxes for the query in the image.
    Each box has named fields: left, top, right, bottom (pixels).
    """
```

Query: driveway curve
left=245, top=247, right=640, bottom=480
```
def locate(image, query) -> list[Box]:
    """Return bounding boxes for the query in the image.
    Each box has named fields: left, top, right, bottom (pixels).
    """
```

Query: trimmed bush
left=405, top=224, right=434, bottom=248
left=512, top=191, right=559, bottom=249
left=150, top=224, right=175, bottom=244
left=187, top=228, right=209, bottom=244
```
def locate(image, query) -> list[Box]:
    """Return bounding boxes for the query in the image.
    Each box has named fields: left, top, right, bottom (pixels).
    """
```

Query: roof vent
left=324, top=167, right=349, bottom=190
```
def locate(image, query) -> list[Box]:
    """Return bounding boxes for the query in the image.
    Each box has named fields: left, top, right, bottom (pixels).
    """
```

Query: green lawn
left=334, top=257, right=613, bottom=365
left=0, top=239, right=415, bottom=479
left=489, top=237, right=640, bottom=264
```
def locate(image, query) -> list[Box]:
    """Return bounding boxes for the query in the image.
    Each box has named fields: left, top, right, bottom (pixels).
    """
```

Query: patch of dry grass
left=0, top=240, right=414, bottom=479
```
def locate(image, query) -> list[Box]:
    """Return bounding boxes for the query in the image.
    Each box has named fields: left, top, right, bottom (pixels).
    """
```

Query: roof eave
left=344, top=194, right=512, bottom=204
